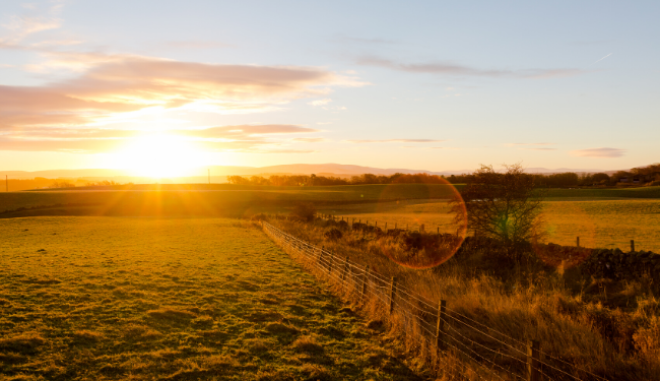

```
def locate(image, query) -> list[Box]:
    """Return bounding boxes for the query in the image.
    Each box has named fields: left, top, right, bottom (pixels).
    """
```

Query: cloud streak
left=0, top=124, right=320, bottom=153
left=347, top=139, right=445, bottom=143
left=0, top=55, right=361, bottom=130
left=0, top=1, right=64, bottom=48
left=570, top=147, right=625, bottom=158
left=358, top=56, right=587, bottom=79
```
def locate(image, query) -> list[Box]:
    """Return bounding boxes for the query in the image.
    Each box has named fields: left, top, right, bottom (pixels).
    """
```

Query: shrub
left=250, top=213, right=269, bottom=222
left=324, top=228, right=343, bottom=241
left=290, top=203, right=316, bottom=222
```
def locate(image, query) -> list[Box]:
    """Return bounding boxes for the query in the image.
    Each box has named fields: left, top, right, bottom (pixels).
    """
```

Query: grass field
left=0, top=184, right=461, bottom=215
left=2, top=184, right=659, bottom=215
left=1, top=184, right=659, bottom=253
left=0, top=217, right=422, bottom=380
left=321, top=199, right=660, bottom=253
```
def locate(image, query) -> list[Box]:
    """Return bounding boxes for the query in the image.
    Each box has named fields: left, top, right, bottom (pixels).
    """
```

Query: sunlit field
left=0, top=217, right=420, bottom=380
left=0, top=184, right=461, bottom=215
left=322, top=199, right=660, bottom=253
left=2, top=185, right=659, bottom=252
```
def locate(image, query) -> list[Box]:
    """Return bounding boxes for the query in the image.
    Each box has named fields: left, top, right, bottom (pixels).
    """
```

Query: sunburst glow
left=114, top=135, right=206, bottom=178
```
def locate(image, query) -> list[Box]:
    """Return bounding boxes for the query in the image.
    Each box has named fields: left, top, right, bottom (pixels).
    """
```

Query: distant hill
left=1, top=163, right=618, bottom=181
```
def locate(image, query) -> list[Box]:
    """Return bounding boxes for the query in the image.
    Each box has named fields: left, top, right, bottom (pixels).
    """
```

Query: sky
left=1, top=0, right=658, bottom=175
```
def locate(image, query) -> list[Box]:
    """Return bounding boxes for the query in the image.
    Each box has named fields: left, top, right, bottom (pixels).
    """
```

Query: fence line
left=261, top=220, right=611, bottom=381
left=319, top=213, right=649, bottom=254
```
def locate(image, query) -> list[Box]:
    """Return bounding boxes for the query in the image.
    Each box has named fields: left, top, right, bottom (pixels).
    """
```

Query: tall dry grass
left=265, top=215, right=660, bottom=380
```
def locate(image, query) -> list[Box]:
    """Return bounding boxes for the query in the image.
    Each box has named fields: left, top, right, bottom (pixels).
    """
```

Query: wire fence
left=320, top=214, right=650, bottom=254
left=261, top=220, right=612, bottom=381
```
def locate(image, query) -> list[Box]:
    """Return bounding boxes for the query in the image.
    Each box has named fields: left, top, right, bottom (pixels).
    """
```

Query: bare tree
left=450, top=164, right=544, bottom=251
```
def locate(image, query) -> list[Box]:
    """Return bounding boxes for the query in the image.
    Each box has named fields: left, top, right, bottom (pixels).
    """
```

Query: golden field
left=0, top=217, right=422, bottom=380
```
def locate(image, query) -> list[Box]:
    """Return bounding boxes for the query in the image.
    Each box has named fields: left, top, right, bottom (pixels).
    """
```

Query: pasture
left=321, top=199, right=660, bottom=253
left=1, top=184, right=659, bottom=252
left=0, top=217, right=421, bottom=380
left=3, top=184, right=659, bottom=215
left=0, top=184, right=460, bottom=215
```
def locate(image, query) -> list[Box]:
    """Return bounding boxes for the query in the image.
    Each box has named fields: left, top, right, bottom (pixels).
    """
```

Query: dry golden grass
left=269, top=217, right=660, bottom=380
left=0, top=217, right=426, bottom=380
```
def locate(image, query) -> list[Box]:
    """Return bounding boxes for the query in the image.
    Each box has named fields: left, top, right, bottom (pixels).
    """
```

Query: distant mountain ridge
left=1, top=163, right=617, bottom=180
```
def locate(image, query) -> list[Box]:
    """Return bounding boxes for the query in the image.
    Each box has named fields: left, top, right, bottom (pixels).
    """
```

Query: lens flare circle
left=375, top=180, right=467, bottom=270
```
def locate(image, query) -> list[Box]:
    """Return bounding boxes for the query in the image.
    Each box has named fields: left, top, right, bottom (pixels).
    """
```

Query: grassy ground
left=544, top=186, right=660, bottom=199
left=0, top=184, right=460, bottom=214
left=3, top=184, right=658, bottom=215
left=0, top=217, right=423, bottom=381
left=321, top=199, right=660, bottom=253
left=268, top=217, right=660, bottom=381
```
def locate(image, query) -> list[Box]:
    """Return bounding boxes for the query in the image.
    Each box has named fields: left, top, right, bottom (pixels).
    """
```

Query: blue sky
left=1, top=0, right=658, bottom=174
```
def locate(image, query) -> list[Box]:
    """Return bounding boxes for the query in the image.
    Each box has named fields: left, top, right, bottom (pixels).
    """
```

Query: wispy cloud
left=508, top=142, right=554, bottom=146
left=589, top=53, right=613, bottom=66
left=0, top=124, right=320, bottom=153
left=251, top=149, right=315, bottom=154
left=0, top=55, right=362, bottom=130
left=309, top=98, right=332, bottom=106
left=0, top=1, right=64, bottom=48
left=571, top=147, right=625, bottom=158
left=291, top=137, right=326, bottom=143
left=357, top=56, right=587, bottom=79
left=347, top=139, right=445, bottom=143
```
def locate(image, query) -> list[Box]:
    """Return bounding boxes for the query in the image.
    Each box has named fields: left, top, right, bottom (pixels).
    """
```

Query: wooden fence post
left=577, top=237, right=580, bottom=247
left=437, top=227, right=440, bottom=235
left=631, top=240, right=635, bottom=252
left=385, top=222, right=388, bottom=229
left=527, top=340, right=540, bottom=381
left=436, top=300, right=447, bottom=349
left=361, top=265, right=369, bottom=301
left=389, top=277, right=397, bottom=314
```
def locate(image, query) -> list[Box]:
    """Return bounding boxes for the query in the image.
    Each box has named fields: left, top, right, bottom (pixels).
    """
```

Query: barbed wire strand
left=264, top=222, right=605, bottom=381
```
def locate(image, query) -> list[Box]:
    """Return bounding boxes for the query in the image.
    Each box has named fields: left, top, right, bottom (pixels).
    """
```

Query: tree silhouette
left=450, top=164, right=544, bottom=253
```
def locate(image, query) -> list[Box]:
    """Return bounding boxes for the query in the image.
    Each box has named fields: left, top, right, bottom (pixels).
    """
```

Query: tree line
left=228, top=162, right=660, bottom=188
left=227, top=173, right=450, bottom=186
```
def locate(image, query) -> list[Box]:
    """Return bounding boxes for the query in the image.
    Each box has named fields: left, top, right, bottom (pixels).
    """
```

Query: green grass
left=544, top=186, right=660, bottom=199
left=2, top=184, right=658, bottom=216
left=320, top=199, right=660, bottom=253
left=0, top=184, right=461, bottom=215
left=1, top=184, right=658, bottom=252
left=0, top=217, right=422, bottom=380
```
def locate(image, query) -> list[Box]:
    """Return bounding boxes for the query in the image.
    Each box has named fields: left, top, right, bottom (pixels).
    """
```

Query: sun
left=115, top=134, right=206, bottom=178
